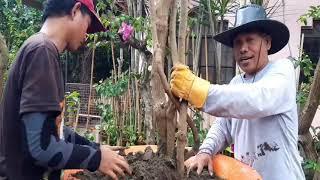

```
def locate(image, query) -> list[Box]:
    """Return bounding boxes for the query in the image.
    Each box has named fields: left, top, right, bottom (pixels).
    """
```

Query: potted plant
left=299, top=5, right=320, bottom=31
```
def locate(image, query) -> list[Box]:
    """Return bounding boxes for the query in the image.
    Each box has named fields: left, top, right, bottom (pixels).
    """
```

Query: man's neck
left=244, top=59, right=269, bottom=78
left=40, top=17, right=68, bottom=53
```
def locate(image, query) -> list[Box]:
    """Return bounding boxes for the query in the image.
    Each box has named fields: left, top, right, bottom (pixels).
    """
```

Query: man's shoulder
left=270, top=58, right=295, bottom=70
left=22, top=33, right=58, bottom=55
left=267, top=58, right=296, bottom=77
left=12, top=33, right=60, bottom=70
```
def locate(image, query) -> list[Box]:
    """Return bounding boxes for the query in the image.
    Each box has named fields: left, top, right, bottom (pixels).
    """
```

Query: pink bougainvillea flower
left=118, top=22, right=134, bottom=42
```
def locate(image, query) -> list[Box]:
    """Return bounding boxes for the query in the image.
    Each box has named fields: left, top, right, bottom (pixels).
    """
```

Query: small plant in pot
left=299, top=5, right=320, bottom=31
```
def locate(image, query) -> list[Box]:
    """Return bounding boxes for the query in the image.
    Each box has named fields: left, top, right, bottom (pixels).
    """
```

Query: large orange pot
left=212, top=154, right=262, bottom=180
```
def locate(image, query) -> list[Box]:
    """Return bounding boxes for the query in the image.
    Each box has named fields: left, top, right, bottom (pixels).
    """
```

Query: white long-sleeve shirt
left=199, top=59, right=305, bottom=180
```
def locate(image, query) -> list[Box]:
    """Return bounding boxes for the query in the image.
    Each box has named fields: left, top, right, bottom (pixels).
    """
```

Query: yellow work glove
left=170, top=64, right=210, bottom=108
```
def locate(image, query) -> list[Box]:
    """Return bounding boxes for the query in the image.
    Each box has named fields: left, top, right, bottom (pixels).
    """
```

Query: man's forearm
left=198, top=118, right=232, bottom=155
left=21, top=112, right=101, bottom=171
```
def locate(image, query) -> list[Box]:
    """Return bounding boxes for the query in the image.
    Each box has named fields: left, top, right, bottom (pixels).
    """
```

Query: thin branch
left=178, top=0, right=188, bottom=64
left=120, top=37, right=152, bottom=58
left=111, top=42, right=117, bottom=81
left=169, top=0, right=178, bottom=64
left=266, top=0, right=281, bottom=17
left=187, top=115, right=200, bottom=151
left=193, top=9, right=204, bottom=74
left=156, top=64, right=180, bottom=108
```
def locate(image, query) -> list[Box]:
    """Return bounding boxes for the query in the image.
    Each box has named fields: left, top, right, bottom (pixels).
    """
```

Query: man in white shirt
left=170, top=4, right=305, bottom=180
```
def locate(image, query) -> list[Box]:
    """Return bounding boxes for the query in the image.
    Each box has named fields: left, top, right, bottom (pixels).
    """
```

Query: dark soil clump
left=72, top=146, right=216, bottom=180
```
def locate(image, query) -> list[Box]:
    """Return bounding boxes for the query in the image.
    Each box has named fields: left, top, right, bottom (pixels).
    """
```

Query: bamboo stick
left=128, top=68, right=132, bottom=127
left=85, top=35, right=97, bottom=131
left=192, top=30, right=195, bottom=66
left=205, top=30, right=208, bottom=80
left=111, top=42, right=117, bottom=82
left=73, top=103, right=80, bottom=132
left=136, top=79, right=141, bottom=134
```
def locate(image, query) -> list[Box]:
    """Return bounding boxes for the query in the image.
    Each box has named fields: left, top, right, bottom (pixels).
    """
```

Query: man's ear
left=70, top=2, right=82, bottom=19
left=265, top=35, right=272, bottom=51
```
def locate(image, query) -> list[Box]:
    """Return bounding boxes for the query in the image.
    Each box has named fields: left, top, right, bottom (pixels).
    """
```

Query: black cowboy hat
left=214, top=4, right=289, bottom=54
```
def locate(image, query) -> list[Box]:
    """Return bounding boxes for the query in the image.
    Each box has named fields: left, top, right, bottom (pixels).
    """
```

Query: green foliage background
left=0, top=0, right=42, bottom=67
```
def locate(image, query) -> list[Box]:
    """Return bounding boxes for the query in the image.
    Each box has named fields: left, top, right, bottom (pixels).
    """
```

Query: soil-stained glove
left=170, top=64, right=210, bottom=108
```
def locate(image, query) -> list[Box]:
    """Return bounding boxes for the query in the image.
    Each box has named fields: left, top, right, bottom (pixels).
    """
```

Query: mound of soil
left=72, top=146, right=216, bottom=180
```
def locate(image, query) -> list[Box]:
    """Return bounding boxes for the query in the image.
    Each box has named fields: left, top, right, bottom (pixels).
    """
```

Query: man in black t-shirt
left=0, top=0, right=131, bottom=179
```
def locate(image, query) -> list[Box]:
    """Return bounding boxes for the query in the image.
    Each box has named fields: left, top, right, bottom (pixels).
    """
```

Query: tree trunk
left=298, top=59, right=320, bottom=179
left=149, top=1, right=199, bottom=178
left=140, top=51, right=155, bottom=144
left=299, top=59, right=320, bottom=135
left=0, top=33, right=8, bottom=99
left=141, top=71, right=155, bottom=144
left=151, top=56, right=168, bottom=155
left=299, top=132, right=318, bottom=178
left=149, top=0, right=173, bottom=157
left=175, top=0, right=188, bottom=176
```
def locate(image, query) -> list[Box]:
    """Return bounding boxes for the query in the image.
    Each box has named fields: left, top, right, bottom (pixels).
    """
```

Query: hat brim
left=213, top=19, right=289, bottom=54
left=87, top=10, right=105, bottom=34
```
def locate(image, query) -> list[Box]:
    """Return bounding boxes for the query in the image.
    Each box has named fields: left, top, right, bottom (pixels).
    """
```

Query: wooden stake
left=111, top=42, right=117, bottom=82
left=85, top=35, right=97, bottom=130
left=136, top=78, right=141, bottom=134
left=205, top=30, right=208, bottom=80
left=73, top=103, right=80, bottom=132
left=128, top=68, right=132, bottom=127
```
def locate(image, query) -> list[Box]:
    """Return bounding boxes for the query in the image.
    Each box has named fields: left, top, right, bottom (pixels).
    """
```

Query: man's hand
left=99, top=146, right=132, bottom=180
left=170, top=64, right=210, bottom=108
left=184, top=153, right=213, bottom=177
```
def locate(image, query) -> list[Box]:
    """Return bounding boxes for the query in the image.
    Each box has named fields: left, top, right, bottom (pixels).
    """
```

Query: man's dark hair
left=42, top=0, right=91, bottom=21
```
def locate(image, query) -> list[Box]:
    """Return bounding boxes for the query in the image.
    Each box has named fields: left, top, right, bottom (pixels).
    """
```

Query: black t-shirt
left=0, top=33, right=64, bottom=179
